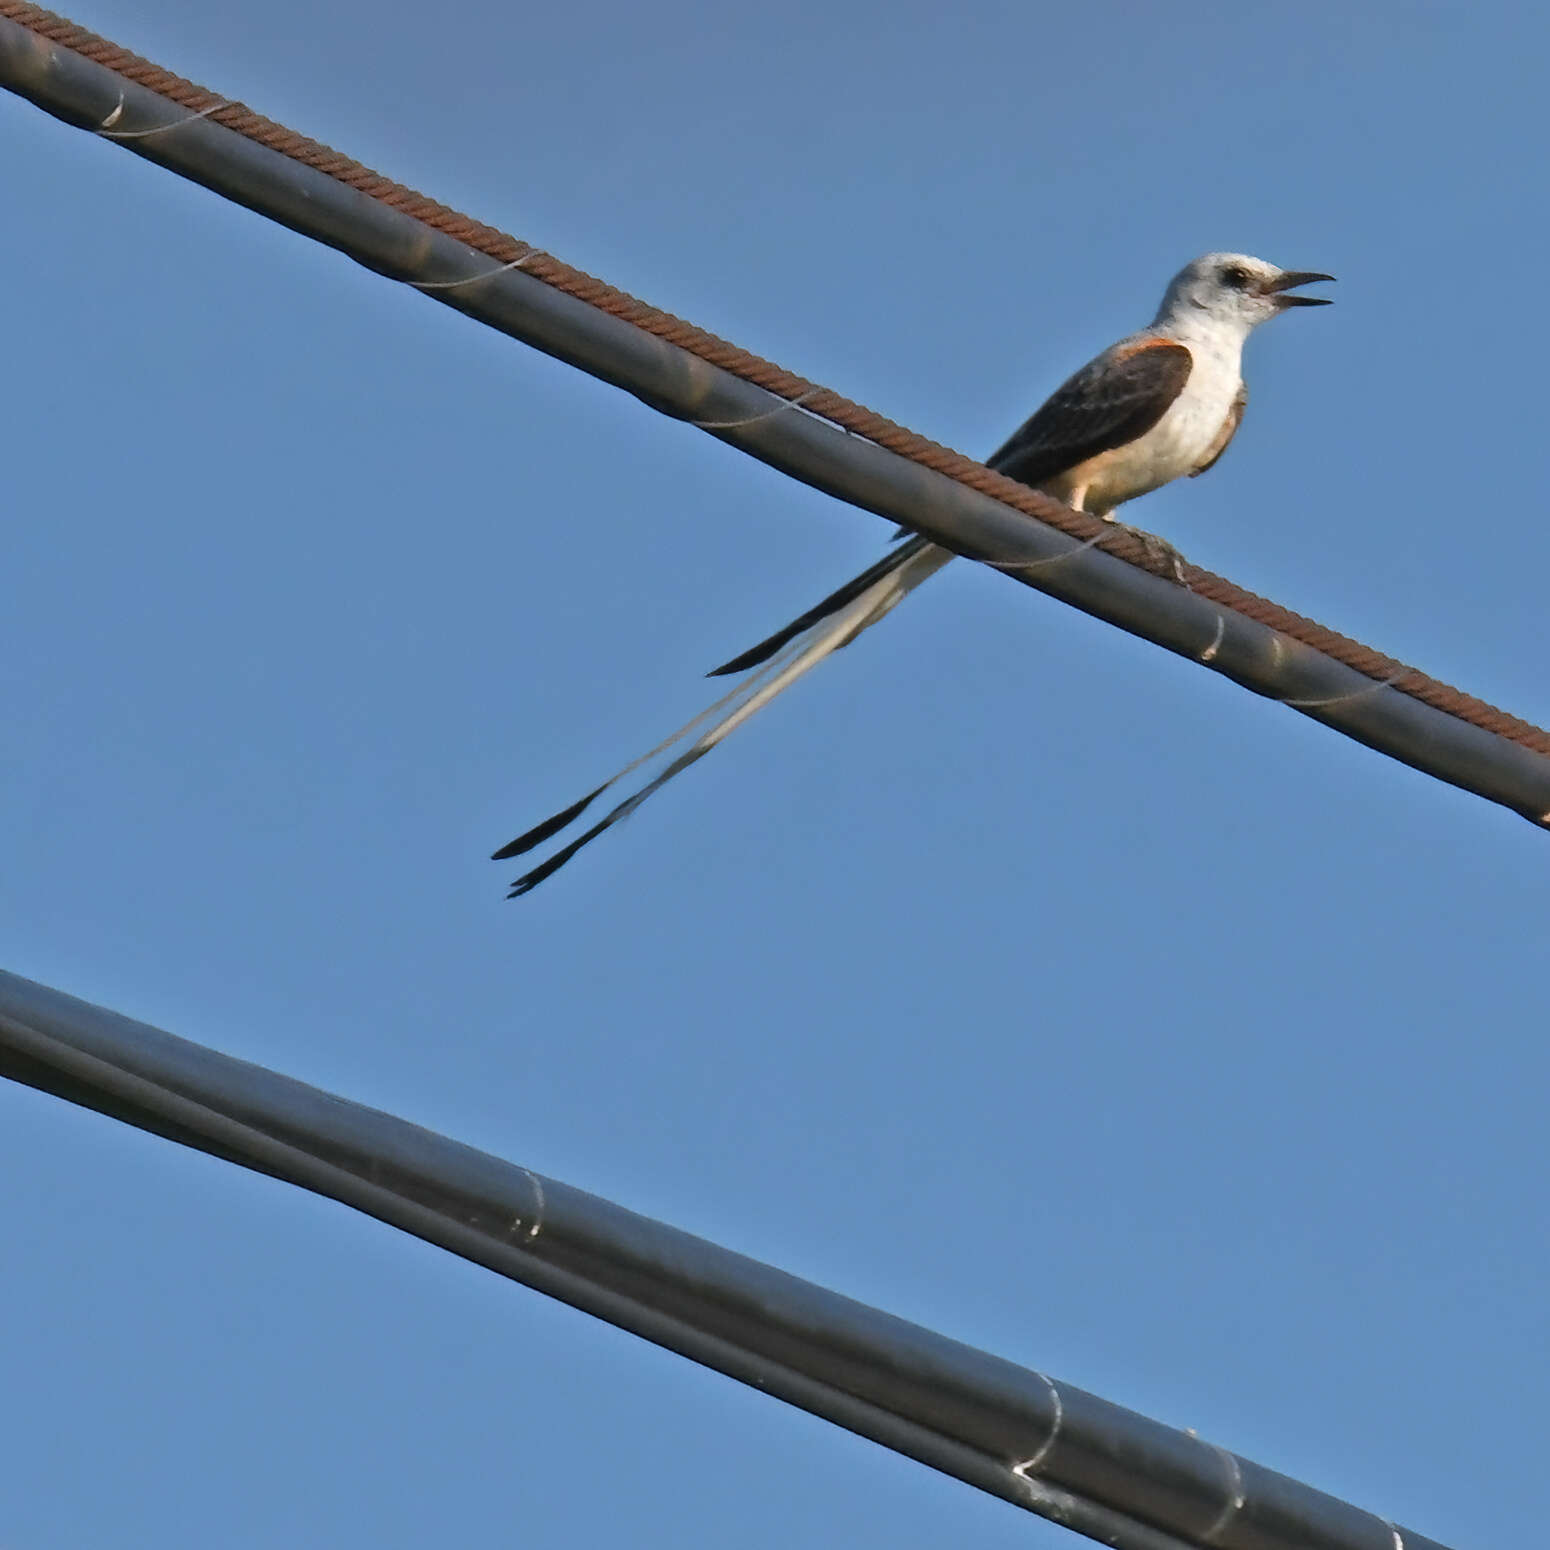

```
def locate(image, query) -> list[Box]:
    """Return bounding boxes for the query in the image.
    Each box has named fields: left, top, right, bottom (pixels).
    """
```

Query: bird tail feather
left=494, top=537, right=951, bottom=896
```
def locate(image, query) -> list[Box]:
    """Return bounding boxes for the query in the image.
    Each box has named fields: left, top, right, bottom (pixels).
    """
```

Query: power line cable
left=0, top=968, right=1451, bottom=1550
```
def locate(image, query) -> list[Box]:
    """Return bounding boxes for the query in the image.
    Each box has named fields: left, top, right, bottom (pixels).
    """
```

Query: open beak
left=1264, top=270, right=1335, bottom=308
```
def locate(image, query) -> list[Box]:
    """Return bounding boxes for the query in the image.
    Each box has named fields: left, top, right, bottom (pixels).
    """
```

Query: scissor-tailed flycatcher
left=496, top=252, right=1333, bottom=895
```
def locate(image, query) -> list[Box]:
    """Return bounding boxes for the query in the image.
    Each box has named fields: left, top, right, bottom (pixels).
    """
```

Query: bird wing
left=1191, top=382, right=1248, bottom=476
left=987, top=337, right=1194, bottom=487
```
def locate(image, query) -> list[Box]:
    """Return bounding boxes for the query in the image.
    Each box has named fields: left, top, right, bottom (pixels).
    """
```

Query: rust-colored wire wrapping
left=5, top=0, right=1549, bottom=759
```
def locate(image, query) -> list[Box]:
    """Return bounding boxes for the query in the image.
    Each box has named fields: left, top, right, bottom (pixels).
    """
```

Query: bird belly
left=1053, top=370, right=1242, bottom=515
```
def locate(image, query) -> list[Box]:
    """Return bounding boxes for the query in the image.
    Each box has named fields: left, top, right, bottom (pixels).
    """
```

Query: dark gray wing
left=988, top=338, right=1193, bottom=487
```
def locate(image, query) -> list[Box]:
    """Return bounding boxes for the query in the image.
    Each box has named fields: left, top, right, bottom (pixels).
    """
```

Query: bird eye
left=1220, top=265, right=1251, bottom=290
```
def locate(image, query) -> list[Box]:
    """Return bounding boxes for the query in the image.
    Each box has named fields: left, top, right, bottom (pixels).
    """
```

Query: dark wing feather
left=988, top=339, right=1193, bottom=488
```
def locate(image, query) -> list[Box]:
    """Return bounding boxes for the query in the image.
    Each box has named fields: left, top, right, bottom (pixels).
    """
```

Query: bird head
left=1159, top=253, right=1334, bottom=331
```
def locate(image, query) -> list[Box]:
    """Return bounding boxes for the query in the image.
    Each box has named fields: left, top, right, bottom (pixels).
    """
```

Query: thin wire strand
left=1279, top=668, right=1409, bottom=708
left=96, top=93, right=229, bottom=137
left=692, top=387, right=822, bottom=430
left=1197, top=614, right=1227, bottom=664
left=983, top=527, right=1109, bottom=576
left=1011, top=1372, right=1065, bottom=1477
left=409, top=251, right=544, bottom=290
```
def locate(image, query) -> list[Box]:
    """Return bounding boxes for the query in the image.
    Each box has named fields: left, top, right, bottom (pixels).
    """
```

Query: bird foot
left=1100, top=516, right=1188, bottom=584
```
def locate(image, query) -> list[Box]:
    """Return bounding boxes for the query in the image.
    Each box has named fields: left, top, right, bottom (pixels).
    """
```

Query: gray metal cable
left=0, top=969, right=1450, bottom=1550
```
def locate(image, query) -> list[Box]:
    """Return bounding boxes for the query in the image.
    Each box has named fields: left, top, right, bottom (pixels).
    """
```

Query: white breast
left=1053, top=333, right=1245, bottom=516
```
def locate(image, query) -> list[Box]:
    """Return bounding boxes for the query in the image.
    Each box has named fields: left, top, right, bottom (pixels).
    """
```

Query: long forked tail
left=494, top=535, right=952, bottom=896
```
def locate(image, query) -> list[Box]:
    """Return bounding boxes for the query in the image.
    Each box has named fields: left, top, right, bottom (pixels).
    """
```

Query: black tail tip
left=490, top=783, right=610, bottom=860
left=707, top=645, right=766, bottom=677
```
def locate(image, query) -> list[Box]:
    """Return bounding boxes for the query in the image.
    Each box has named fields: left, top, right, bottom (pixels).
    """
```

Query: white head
left=1154, top=252, right=1334, bottom=334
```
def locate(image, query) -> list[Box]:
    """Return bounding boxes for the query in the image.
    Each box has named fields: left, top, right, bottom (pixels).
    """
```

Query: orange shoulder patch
left=1112, top=336, right=1191, bottom=365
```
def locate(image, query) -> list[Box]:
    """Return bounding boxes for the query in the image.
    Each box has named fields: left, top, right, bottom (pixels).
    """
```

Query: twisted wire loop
left=1197, top=613, right=1227, bottom=664
left=408, top=249, right=546, bottom=290
left=1279, top=666, right=1411, bottom=709
left=1009, top=1371, right=1064, bottom=1478
left=1199, top=1446, right=1247, bottom=1544
left=96, top=93, right=229, bottom=137
left=983, top=527, right=1109, bottom=577
left=691, top=386, right=822, bottom=430
left=510, top=1168, right=545, bottom=1242
left=5, top=0, right=1549, bottom=760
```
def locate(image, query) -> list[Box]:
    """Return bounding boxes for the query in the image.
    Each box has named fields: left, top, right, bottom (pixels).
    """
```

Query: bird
left=495, top=252, right=1333, bottom=896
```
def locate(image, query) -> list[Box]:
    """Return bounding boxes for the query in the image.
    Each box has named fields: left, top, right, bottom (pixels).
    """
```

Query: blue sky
left=3, top=1, right=1546, bottom=1545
